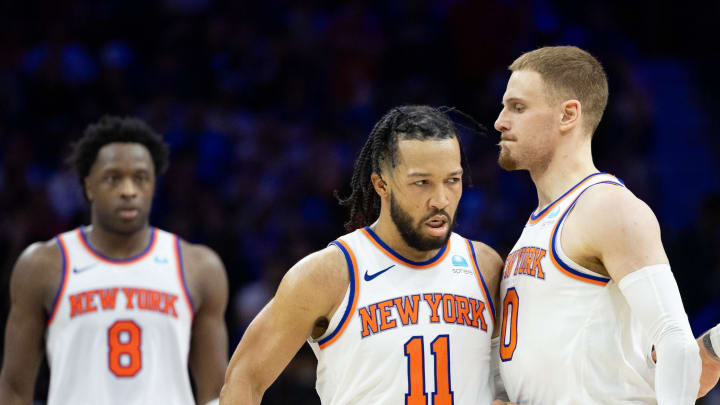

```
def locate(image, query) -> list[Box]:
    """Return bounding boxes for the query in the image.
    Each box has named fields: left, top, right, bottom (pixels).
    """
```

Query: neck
left=529, top=138, right=598, bottom=209
left=371, top=213, right=443, bottom=263
left=85, top=221, right=152, bottom=259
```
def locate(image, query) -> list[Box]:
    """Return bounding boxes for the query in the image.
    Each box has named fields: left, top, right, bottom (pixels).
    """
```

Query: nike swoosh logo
left=72, top=263, right=97, bottom=274
left=364, top=265, right=395, bottom=281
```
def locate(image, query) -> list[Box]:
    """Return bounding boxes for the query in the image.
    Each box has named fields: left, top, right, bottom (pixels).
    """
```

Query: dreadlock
left=337, top=105, right=472, bottom=231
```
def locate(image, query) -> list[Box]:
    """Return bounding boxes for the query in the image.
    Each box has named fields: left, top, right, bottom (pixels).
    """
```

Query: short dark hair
left=337, top=105, right=469, bottom=231
left=68, top=115, right=169, bottom=191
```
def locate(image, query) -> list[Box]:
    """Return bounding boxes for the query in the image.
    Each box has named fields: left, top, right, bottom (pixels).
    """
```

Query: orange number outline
left=108, top=319, right=142, bottom=377
left=405, top=335, right=454, bottom=405
left=500, top=288, right=519, bottom=361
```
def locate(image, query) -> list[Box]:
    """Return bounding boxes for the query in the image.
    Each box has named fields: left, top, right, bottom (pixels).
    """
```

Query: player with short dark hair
left=221, top=105, right=504, bottom=404
left=0, top=116, right=229, bottom=405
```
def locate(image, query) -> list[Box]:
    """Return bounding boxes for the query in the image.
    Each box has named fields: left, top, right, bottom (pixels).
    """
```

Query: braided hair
left=337, top=105, right=470, bottom=231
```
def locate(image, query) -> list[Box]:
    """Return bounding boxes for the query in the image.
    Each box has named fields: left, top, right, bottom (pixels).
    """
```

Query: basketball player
left=0, top=116, right=229, bottom=404
left=220, top=105, right=504, bottom=404
left=492, top=45, right=700, bottom=404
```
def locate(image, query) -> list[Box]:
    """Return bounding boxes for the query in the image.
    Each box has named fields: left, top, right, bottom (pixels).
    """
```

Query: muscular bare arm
left=219, top=246, right=349, bottom=405
left=183, top=242, right=229, bottom=404
left=563, top=184, right=700, bottom=404
left=0, top=241, right=62, bottom=404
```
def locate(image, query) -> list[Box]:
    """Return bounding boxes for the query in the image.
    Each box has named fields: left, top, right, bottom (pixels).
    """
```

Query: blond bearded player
left=493, top=46, right=701, bottom=404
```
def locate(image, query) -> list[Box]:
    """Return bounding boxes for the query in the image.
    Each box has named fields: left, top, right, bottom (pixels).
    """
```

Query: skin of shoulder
left=469, top=240, right=504, bottom=338
left=561, top=183, right=669, bottom=281
left=221, top=245, right=348, bottom=404
left=177, top=240, right=230, bottom=403
left=0, top=239, right=64, bottom=402
left=698, top=330, right=720, bottom=397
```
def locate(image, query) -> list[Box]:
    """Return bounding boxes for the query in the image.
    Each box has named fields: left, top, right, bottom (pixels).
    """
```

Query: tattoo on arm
left=703, top=333, right=719, bottom=359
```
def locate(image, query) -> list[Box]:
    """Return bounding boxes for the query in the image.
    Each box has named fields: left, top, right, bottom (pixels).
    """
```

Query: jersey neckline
left=528, top=172, right=610, bottom=225
left=361, top=226, right=450, bottom=269
left=78, top=226, right=157, bottom=264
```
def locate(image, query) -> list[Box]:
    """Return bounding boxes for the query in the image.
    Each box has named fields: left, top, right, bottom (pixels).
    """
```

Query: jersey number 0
left=404, top=335, right=453, bottom=405
left=500, top=288, right=519, bottom=361
left=108, top=320, right=142, bottom=377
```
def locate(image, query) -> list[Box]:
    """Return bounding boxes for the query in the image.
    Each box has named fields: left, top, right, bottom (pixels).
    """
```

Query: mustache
left=419, top=210, right=451, bottom=223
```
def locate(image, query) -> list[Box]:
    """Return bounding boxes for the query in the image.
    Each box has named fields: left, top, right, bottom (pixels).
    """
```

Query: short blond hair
left=509, top=46, right=608, bottom=135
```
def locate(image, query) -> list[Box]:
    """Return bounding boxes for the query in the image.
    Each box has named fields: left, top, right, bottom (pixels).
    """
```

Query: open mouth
left=424, top=215, right=449, bottom=237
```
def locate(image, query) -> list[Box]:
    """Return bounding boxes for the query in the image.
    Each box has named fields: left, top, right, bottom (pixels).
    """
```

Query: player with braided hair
left=222, top=105, right=508, bottom=404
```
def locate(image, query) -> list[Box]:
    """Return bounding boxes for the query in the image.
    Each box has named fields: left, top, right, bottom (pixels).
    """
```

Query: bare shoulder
left=573, top=183, right=661, bottom=240
left=568, top=182, right=667, bottom=279
left=273, top=244, right=350, bottom=319
left=281, top=244, right=349, bottom=294
left=179, top=240, right=226, bottom=279
left=11, top=239, right=64, bottom=310
left=469, top=240, right=503, bottom=296
left=178, top=240, right=228, bottom=310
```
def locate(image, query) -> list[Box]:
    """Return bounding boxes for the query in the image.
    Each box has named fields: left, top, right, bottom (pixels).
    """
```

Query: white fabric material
left=46, top=228, right=195, bottom=405
left=499, top=173, right=659, bottom=404
left=491, top=337, right=508, bottom=401
left=308, top=230, right=495, bottom=405
left=203, top=399, right=219, bottom=405
left=618, top=264, right=701, bottom=405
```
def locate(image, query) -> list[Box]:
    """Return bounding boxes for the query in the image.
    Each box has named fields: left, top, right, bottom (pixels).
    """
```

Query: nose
left=429, top=184, right=450, bottom=211
left=494, top=108, right=509, bottom=133
left=119, top=178, right=138, bottom=199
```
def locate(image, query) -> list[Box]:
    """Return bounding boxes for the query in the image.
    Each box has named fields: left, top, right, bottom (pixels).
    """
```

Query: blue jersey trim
left=80, top=225, right=156, bottom=263
left=549, top=181, right=624, bottom=284
left=466, top=239, right=496, bottom=320
left=318, top=241, right=357, bottom=346
left=529, top=172, right=609, bottom=221
left=175, top=236, right=195, bottom=314
left=49, top=236, right=68, bottom=319
left=363, top=227, right=448, bottom=267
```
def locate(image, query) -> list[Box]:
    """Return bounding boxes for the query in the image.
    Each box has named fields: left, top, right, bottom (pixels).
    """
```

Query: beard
left=497, top=144, right=519, bottom=171
left=390, top=193, right=454, bottom=251
left=497, top=141, right=553, bottom=173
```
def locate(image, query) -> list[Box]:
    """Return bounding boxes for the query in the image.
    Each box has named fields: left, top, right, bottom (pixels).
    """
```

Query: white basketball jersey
left=46, top=227, right=195, bottom=405
left=498, top=173, right=658, bottom=404
left=309, top=227, right=496, bottom=405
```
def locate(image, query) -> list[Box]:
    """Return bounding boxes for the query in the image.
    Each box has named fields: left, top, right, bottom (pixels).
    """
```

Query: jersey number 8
left=108, top=320, right=142, bottom=377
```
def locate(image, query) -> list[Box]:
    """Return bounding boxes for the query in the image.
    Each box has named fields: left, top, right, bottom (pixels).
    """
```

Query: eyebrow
left=407, top=169, right=463, bottom=178
left=501, top=97, right=525, bottom=106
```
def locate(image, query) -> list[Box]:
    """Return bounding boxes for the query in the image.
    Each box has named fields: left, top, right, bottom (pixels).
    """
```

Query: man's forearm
left=219, top=366, right=264, bottom=405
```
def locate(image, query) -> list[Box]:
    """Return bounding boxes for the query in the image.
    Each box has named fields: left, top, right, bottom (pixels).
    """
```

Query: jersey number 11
left=404, top=335, right=453, bottom=405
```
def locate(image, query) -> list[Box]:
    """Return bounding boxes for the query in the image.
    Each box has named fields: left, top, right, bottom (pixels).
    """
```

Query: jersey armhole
left=174, top=235, right=195, bottom=321
left=315, top=239, right=359, bottom=349
left=465, top=239, right=496, bottom=326
left=47, top=234, right=70, bottom=326
left=549, top=181, right=623, bottom=286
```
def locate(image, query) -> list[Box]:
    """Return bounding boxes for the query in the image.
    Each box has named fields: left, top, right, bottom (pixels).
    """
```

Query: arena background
left=1, top=0, right=718, bottom=403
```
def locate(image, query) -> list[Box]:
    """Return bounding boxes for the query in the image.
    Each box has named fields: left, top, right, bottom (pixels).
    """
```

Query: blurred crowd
left=1, top=0, right=718, bottom=403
